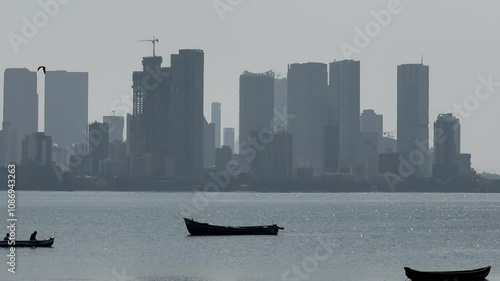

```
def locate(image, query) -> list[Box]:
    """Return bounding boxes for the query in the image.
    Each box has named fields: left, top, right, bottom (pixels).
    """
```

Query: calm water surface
left=1, top=192, right=499, bottom=281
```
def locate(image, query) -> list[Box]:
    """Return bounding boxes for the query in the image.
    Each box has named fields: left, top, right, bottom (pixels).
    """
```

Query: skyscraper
left=360, top=109, right=383, bottom=153
left=287, top=63, right=328, bottom=174
left=88, top=121, right=109, bottom=175
left=397, top=63, right=430, bottom=177
left=3, top=68, right=38, bottom=162
left=103, top=115, right=125, bottom=143
left=211, top=102, right=221, bottom=148
left=203, top=118, right=215, bottom=169
left=323, top=125, right=340, bottom=174
left=271, top=130, right=293, bottom=181
left=0, top=122, right=17, bottom=167
left=433, top=113, right=460, bottom=179
left=274, top=77, right=288, bottom=130
left=329, top=60, right=360, bottom=170
left=45, top=70, right=88, bottom=148
left=170, top=49, right=205, bottom=176
left=239, top=71, right=275, bottom=155
left=223, top=127, right=235, bottom=152
left=139, top=56, right=171, bottom=159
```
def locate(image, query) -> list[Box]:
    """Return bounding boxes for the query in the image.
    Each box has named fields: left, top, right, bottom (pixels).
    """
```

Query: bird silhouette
left=37, top=66, right=46, bottom=74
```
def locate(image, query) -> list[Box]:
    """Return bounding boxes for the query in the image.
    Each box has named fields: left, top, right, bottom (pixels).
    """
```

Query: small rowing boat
left=0, top=237, right=55, bottom=248
left=184, top=218, right=284, bottom=236
left=404, top=266, right=491, bottom=281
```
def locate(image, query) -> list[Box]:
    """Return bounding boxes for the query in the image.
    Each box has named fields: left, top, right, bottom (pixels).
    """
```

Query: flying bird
left=37, top=66, right=46, bottom=74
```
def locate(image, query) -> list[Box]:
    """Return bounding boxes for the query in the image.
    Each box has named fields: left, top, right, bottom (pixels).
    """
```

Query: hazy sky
left=1, top=0, right=499, bottom=173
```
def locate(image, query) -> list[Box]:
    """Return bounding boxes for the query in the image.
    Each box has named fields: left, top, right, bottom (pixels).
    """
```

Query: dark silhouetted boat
left=404, top=266, right=491, bottom=281
left=0, top=237, right=55, bottom=248
left=184, top=218, right=284, bottom=236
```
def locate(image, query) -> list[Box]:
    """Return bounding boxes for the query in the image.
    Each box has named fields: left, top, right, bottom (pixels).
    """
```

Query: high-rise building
left=239, top=71, right=275, bottom=172
left=21, top=132, right=52, bottom=166
left=397, top=63, right=430, bottom=177
left=359, top=132, right=379, bottom=178
left=129, top=55, right=172, bottom=177
left=215, top=145, right=232, bottom=171
left=223, top=128, right=235, bottom=153
left=88, top=122, right=109, bottom=175
left=274, top=77, right=288, bottom=130
left=271, top=130, right=293, bottom=181
left=211, top=102, right=221, bottom=148
left=3, top=68, right=38, bottom=162
left=203, top=119, right=215, bottom=169
left=170, top=49, right=205, bottom=176
left=45, top=70, right=88, bottom=148
left=433, top=113, right=460, bottom=179
left=287, top=63, right=328, bottom=174
left=360, top=109, right=383, bottom=153
left=329, top=60, right=360, bottom=170
left=103, top=115, right=125, bottom=143
left=323, top=125, right=340, bottom=174
left=0, top=122, right=18, bottom=167
left=250, top=130, right=272, bottom=180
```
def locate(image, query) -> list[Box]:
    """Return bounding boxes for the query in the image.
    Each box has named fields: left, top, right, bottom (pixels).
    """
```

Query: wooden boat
left=404, top=266, right=491, bottom=281
left=0, top=237, right=55, bottom=248
left=184, top=218, right=284, bottom=236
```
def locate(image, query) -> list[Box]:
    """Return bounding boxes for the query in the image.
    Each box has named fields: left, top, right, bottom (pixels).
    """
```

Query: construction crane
left=139, top=36, right=159, bottom=57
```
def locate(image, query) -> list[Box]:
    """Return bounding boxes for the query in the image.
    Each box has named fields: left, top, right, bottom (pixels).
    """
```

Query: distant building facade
left=271, top=130, right=293, bottom=181
left=323, top=125, right=340, bottom=174
left=215, top=145, right=232, bottom=171
left=239, top=71, right=275, bottom=173
left=3, top=68, right=38, bottom=162
left=203, top=119, right=215, bottom=169
left=21, top=132, right=52, bottom=166
left=223, top=128, right=235, bottom=153
left=433, top=113, right=460, bottom=179
left=360, top=109, right=383, bottom=153
left=397, top=63, right=430, bottom=178
left=330, top=60, right=360, bottom=170
left=170, top=49, right=205, bottom=176
left=0, top=122, right=18, bottom=167
left=45, top=70, right=88, bottom=148
left=287, top=63, right=328, bottom=174
left=274, top=77, right=288, bottom=130
left=88, top=122, right=109, bottom=175
left=103, top=115, right=124, bottom=143
left=211, top=102, right=221, bottom=148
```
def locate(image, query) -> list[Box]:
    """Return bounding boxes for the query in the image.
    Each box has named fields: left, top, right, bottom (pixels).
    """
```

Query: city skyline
left=0, top=1, right=499, bottom=173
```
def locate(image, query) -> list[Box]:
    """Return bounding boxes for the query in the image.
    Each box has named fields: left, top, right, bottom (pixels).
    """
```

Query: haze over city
left=1, top=0, right=499, bottom=173
left=3, top=2, right=500, bottom=281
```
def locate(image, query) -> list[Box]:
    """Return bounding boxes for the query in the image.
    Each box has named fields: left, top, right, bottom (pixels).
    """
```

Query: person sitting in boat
left=29, top=231, right=37, bottom=241
left=3, top=233, right=9, bottom=241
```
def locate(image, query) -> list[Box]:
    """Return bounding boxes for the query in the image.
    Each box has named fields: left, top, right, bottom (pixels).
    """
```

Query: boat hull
left=404, top=266, right=491, bottom=281
left=0, top=238, right=55, bottom=248
left=184, top=218, right=282, bottom=236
